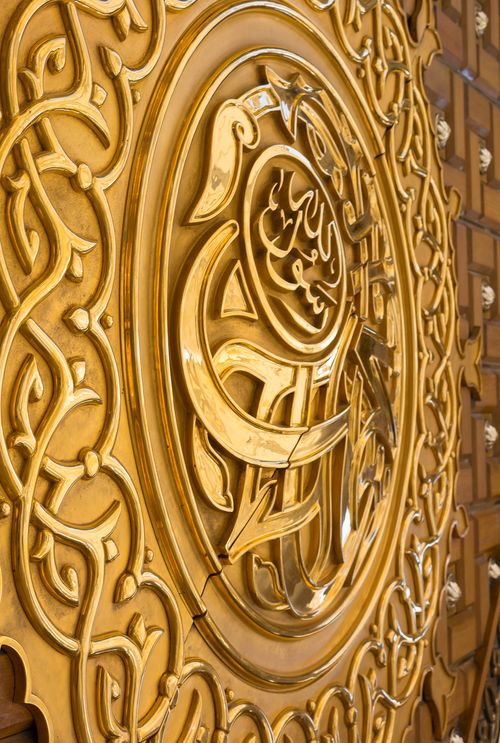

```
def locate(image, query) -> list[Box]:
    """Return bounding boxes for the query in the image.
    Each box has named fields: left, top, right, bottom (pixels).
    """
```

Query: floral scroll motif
left=0, top=1, right=184, bottom=740
left=0, top=0, right=476, bottom=741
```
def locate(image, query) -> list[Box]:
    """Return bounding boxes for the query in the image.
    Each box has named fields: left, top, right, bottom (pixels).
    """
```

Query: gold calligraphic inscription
left=128, top=0, right=472, bottom=710
left=178, top=64, right=403, bottom=638
left=131, top=33, right=413, bottom=683
left=0, top=0, right=478, bottom=739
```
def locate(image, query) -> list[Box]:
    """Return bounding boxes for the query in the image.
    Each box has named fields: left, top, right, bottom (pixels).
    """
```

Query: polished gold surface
left=0, top=0, right=479, bottom=740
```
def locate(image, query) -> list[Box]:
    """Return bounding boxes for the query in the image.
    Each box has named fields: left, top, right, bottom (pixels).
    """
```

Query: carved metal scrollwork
left=0, top=0, right=478, bottom=740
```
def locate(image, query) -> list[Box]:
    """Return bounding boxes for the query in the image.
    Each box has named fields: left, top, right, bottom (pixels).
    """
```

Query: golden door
left=0, top=0, right=498, bottom=741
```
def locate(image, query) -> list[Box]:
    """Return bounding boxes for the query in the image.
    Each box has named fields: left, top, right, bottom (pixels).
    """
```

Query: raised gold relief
left=165, top=59, right=404, bottom=660
left=0, top=0, right=478, bottom=740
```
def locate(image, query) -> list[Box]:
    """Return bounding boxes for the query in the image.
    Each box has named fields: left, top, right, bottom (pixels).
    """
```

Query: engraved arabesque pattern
left=0, top=0, right=478, bottom=741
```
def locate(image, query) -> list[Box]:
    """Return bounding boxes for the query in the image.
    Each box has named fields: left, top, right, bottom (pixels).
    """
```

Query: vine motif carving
left=0, top=1, right=478, bottom=742
left=0, top=1, right=185, bottom=740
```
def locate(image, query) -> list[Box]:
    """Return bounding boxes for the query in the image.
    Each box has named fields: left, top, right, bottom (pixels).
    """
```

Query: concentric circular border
left=125, top=1, right=418, bottom=688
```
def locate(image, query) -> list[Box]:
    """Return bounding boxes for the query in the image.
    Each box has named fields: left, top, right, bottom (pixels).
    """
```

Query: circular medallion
left=127, top=3, right=416, bottom=687
left=0, top=0, right=470, bottom=737
left=242, top=144, right=348, bottom=353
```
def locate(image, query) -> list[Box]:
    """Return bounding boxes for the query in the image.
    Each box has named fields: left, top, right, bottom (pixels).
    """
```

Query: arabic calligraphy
left=174, top=65, right=401, bottom=627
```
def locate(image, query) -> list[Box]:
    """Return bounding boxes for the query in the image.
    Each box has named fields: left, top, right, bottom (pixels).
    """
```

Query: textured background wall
left=405, top=0, right=500, bottom=740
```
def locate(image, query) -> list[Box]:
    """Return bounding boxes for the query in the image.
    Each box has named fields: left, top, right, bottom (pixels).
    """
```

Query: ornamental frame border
left=0, top=0, right=481, bottom=741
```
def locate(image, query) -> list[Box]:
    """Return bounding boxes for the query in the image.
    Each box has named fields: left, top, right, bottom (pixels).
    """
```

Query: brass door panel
left=0, top=0, right=484, bottom=740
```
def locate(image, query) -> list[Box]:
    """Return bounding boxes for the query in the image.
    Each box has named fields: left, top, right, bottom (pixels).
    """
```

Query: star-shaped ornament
left=265, top=66, right=322, bottom=139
